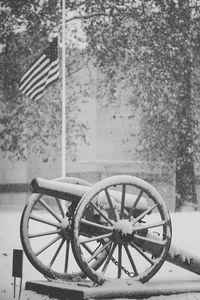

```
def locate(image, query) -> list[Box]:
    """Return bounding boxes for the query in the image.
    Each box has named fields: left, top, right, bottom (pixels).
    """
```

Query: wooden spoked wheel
left=20, top=177, right=108, bottom=281
left=72, top=175, right=172, bottom=285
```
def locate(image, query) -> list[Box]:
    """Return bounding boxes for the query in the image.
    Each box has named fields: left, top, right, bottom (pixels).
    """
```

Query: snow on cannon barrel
left=30, top=177, right=148, bottom=216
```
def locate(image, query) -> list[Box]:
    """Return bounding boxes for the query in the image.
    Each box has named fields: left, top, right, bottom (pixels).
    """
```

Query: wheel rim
left=20, top=177, right=108, bottom=280
left=73, top=175, right=172, bottom=285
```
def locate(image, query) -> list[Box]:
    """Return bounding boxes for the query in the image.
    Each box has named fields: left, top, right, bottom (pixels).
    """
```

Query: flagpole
left=61, top=0, right=66, bottom=177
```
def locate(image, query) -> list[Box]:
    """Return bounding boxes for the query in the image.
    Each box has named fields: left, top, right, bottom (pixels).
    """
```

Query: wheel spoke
left=64, top=240, right=70, bottom=273
left=80, top=232, right=112, bottom=244
left=39, top=199, right=62, bottom=223
left=123, top=244, right=138, bottom=275
left=134, top=234, right=167, bottom=246
left=133, top=220, right=166, bottom=231
left=87, top=241, right=112, bottom=264
left=81, top=218, right=113, bottom=231
left=30, top=214, right=62, bottom=227
left=102, top=242, right=117, bottom=274
left=49, top=239, right=65, bottom=267
left=91, top=202, right=113, bottom=225
left=82, top=243, right=94, bottom=256
left=35, top=235, right=61, bottom=256
left=55, top=198, right=65, bottom=218
left=118, top=244, right=122, bottom=278
left=29, top=229, right=61, bottom=238
left=120, top=184, right=126, bottom=219
left=130, top=241, right=154, bottom=265
left=128, top=190, right=143, bottom=220
left=105, top=188, right=119, bottom=221
left=131, top=204, right=158, bottom=225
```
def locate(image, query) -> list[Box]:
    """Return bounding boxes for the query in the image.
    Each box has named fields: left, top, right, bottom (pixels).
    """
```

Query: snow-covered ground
left=1, top=208, right=200, bottom=300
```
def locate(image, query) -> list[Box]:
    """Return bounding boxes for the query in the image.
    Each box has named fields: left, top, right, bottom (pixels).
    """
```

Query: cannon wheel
left=20, top=177, right=108, bottom=281
left=72, top=175, right=172, bottom=285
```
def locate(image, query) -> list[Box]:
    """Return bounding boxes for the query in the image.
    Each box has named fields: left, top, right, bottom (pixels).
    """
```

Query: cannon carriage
left=20, top=175, right=200, bottom=286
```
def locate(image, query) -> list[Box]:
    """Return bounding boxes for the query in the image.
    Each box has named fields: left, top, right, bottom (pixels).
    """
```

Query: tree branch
left=65, top=11, right=110, bottom=23
left=67, top=56, right=91, bottom=76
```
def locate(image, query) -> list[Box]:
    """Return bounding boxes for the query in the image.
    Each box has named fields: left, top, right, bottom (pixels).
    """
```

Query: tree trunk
left=167, top=0, right=198, bottom=211
left=175, top=149, right=197, bottom=211
left=175, top=57, right=197, bottom=211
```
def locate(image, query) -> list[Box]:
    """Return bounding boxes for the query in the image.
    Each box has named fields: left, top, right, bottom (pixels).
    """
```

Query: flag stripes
left=19, top=38, right=59, bottom=101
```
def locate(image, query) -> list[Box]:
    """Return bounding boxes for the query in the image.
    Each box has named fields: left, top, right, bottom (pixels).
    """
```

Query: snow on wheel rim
left=72, top=175, right=172, bottom=285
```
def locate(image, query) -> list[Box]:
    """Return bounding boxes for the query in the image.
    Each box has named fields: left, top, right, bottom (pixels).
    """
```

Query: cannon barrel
left=30, top=177, right=89, bottom=202
left=30, top=177, right=148, bottom=211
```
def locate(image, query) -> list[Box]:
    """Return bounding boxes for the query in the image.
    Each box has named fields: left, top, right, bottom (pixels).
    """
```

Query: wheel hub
left=60, top=217, right=71, bottom=239
left=113, top=219, right=134, bottom=242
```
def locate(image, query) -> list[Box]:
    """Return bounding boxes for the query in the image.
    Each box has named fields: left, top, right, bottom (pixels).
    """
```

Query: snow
left=114, top=219, right=134, bottom=235
left=169, top=244, right=192, bottom=264
left=1, top=208, right=200, bottom=299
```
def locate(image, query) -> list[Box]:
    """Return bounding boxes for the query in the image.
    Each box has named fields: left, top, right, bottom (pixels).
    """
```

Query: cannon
left=20, top=175, right=200, bottom=285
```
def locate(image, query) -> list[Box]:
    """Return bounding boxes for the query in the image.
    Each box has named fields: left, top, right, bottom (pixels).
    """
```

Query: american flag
left=19, top=38, right=59, bottom=101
